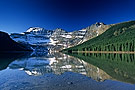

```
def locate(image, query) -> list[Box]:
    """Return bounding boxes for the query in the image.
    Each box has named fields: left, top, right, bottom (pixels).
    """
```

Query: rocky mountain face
left=10, top=27, right=53, bottom=45
left=49, top=22, right=111, bottom=51
left=63, top=21, right=135, bottom=52
left=0, top=31, right=32, bottom=52
left=10, top=27, right=53, bottom=52
left=10, top=22, right=111, bottom=52
left=49, top=28, right=85, bottom=51
left=82, top=22, right=111, bottom=43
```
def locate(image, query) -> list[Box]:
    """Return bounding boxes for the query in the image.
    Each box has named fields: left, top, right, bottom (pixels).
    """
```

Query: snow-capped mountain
left=48, top=22, right=111, bottom=51
left=48, top=28, right=87, bottom=51
left=10, top=22, right=111, bottom=52
left=10, top=27, right=53, bottom=45
left=26, top=27, right=53, bottom=37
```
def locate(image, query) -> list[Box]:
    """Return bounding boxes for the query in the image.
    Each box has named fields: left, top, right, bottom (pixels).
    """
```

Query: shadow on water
left=0, top=52, right=32, bottom=71
left=66, top=52, right=135, bottom=84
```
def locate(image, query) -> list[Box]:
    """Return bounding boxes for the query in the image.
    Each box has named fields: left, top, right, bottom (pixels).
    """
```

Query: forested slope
left=63, top=21, right=135, bottom=52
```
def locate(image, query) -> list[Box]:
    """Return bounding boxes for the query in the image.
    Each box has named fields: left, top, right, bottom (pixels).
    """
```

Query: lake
left=0, top=52, right=135, bottom=90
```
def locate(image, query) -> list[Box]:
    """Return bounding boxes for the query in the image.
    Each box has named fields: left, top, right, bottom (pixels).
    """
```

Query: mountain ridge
left=10, top=22, right=110, bottom=51
left=62, top=20, right=135, bottom=52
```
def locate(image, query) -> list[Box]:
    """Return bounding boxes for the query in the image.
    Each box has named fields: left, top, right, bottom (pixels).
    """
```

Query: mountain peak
left=54, top=28, right=67, bottom=33
left=26, top=27, right=44, bottom=32
left=95, top=22, right=105, bottom=26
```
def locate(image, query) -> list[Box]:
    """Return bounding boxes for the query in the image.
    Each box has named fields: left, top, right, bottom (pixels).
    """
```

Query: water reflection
left=1, top=52, right=135, bottom=90
left=1, top=52, right=135, bottom=84
left=6, top=52, right=111, bottom=82
left=69, top=53, right=135, bottom=84
left=0, top=52, right=31, bottom=70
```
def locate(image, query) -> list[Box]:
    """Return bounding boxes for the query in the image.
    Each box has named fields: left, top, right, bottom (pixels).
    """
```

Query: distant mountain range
left=10, top=22, right=110, bottom=52
left=63, top=21, right=135, bottom=52
left=1, top=21, right=134, bottom=52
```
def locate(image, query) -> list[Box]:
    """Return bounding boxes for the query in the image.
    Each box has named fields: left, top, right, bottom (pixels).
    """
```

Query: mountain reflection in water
left=0, top=52, right=31, bottom=70
left=8, top=52, right=110, bottom=82
left=1, top=52, right=135, bottom=90
left=68, top=53, right=135, bottom=84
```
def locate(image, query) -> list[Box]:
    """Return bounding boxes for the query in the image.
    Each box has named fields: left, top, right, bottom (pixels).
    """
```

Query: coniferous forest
left=63, top=21, right=135, bottom=52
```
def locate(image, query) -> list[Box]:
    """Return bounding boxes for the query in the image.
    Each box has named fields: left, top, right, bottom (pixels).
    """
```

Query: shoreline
left=71, top=51, right=135, bottom=54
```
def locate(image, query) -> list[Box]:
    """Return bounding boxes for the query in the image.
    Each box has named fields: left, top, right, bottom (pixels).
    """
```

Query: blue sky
left=0, top=0, right=135, bottom=33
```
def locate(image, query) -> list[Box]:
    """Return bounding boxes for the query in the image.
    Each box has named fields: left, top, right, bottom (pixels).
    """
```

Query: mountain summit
left=63, top=21, right=135, bottom=52
left=10, top=22, right=111, bottom=51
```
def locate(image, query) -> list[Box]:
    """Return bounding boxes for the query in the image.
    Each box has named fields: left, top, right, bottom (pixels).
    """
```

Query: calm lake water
left=0, top=52, right=135, bottom=90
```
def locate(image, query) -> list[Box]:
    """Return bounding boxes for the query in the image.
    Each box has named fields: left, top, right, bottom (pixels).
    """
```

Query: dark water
left=0, top=52, right=135, bottom=90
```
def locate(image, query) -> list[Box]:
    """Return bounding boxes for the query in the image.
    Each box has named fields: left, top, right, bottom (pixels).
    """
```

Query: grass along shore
left=71, top=51, right=135, bottom=54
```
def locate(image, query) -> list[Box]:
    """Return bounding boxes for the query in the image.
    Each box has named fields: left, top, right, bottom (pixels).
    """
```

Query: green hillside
left=63, top=21, right=135, bottom=52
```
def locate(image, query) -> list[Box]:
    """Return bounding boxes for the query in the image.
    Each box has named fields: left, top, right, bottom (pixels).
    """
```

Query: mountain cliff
left=63, top=21, right=135, bottom=52
left=82, top=22, right=111, bottom=43
left=10, top=22, right=110, bottom=52
left=11, top=27, right=53, bottom=45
